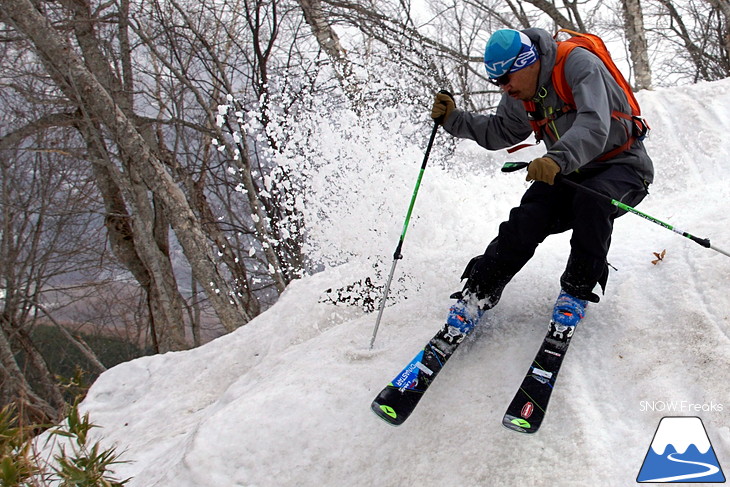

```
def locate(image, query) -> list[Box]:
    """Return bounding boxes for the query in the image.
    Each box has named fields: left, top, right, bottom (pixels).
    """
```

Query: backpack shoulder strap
left=552, top=40, right=579, bottom=109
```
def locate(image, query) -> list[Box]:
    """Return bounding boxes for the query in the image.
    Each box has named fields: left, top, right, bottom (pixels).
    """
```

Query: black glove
left=431, top=90, right=455, bottom=125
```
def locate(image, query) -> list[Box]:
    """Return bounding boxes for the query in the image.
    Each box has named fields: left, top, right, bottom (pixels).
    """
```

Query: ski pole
left=502, top=161, right=730, bottom=258
left=369, top=121, right=440, bottom=349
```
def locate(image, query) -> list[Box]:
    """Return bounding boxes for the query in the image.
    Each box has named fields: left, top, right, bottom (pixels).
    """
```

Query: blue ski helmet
left=483, top=29, right=539, bottom=79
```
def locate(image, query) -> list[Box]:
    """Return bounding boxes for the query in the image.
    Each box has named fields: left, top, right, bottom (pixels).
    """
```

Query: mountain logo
left=637, top=416, right=726, bottom=483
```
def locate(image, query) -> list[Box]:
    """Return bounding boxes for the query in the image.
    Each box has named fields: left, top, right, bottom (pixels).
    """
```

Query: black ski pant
left=461, top=163, right=648, bottom=305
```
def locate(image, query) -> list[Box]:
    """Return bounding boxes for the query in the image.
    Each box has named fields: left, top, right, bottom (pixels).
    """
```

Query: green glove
left=431, top=91, right=455, bottom=125
left=526, top=157, right=561, bottom=185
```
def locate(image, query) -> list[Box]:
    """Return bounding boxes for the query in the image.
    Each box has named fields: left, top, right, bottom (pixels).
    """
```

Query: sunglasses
left=488, top=56, right=518, bottom=87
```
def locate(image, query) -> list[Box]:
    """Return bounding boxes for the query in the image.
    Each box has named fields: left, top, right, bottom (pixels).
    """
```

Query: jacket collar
left=521, top=28, right=557, bottom=91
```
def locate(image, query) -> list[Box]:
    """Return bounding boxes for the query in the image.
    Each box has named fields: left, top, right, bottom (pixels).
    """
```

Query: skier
left=432, top=28, right=654, bottom=331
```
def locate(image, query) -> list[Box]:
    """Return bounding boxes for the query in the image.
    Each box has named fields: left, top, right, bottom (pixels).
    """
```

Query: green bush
left=0, top=401, right=130, bottom=487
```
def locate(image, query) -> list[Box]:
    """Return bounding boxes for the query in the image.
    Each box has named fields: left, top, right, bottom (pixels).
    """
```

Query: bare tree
left=0, top=0, right=317, bottom=364
left=0, top=137, right=100, bottom=423
left=648, top=0, right=730, bottom=82
left=704, top=0, right=730, bottom=67
left=129, top=0, right=295, bottom=293
left=0, top=0, right=254, bottom=341
left=297, top=0, right=363, bottom=106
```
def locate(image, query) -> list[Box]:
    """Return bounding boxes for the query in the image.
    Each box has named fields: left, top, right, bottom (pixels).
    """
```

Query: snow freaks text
left=639, top=401, right=724, bottom=413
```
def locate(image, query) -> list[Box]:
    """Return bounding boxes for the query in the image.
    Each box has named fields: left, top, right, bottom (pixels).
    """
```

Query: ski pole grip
left=501, top=161, right=529, bottom=173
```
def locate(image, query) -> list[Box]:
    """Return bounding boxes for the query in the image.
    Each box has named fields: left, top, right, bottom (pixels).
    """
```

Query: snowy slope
left=79, top=79, right=730, bottom=487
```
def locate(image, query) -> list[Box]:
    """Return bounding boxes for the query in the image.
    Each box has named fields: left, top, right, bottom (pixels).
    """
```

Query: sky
left=51, top=77, right=730, bottom=486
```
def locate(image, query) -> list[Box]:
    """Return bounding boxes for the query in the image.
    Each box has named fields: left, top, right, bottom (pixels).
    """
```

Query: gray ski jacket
left=443, top=28, right=654, bottom=184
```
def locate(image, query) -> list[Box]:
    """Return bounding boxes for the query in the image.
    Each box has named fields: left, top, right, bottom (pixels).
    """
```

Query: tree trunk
left=622, top=0, right=653, bottom=90
left=76, top=117, right=189, bottom=352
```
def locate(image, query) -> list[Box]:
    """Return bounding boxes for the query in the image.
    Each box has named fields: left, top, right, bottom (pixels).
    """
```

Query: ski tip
left=502, top=414, right=540, bottom=434
left=370, top=401, right=406, bottom=426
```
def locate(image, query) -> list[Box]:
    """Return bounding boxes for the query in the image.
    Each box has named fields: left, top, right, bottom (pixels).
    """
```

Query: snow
left=78, top=79, right=729, bottom=486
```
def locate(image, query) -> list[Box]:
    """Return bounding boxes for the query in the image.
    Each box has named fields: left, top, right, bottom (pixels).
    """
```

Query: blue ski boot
left=444, top=298, right=485, bottom=344
left=552, top=290, right=587, bottom=327
left=549, top=290, right=587, bottom=342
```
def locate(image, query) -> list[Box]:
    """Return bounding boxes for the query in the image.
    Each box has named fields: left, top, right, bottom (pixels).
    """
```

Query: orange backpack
left=516, top=29, right=649, bottom=160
